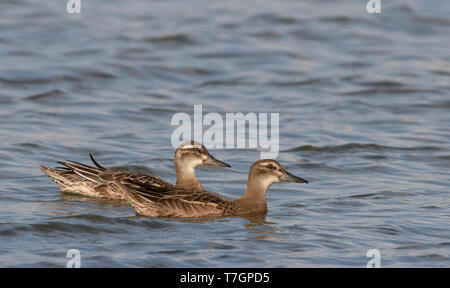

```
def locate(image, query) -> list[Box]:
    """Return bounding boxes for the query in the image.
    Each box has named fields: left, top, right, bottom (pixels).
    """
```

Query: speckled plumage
left=40, top=156, right=172, bottom=200
left=116, top=159, right=308, bottom=218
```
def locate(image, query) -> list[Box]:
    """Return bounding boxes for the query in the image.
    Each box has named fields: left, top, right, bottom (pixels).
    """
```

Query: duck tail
left=40, top=165, right=70, bottom=182
left=89, top=153, right=105, bottom=169
left=40, top=165, right=82, bottom=192
left=57, top=158, right=107, bottom=185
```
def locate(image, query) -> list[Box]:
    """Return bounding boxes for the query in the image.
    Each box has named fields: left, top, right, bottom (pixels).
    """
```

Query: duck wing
left=114, top=180, right=230, bottom=217
left=58, top=156, right=172, bottom=188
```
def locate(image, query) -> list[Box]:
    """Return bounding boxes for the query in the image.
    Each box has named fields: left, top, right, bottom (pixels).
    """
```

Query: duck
left=112, top=159, right=308, bottom=217
left=40, top=141, right=230, bottom=199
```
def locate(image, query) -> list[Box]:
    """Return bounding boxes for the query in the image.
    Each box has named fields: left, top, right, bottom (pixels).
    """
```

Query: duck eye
left=267, top=164, right=274, bottom=170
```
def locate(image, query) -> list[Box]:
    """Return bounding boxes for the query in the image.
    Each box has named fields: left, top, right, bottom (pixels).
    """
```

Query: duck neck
left=175, top=161, right=203, bottom=190
left=240, top=174, right=270, bottom=205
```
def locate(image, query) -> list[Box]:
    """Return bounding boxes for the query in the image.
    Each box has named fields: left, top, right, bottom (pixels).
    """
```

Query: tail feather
left=40, top=166, right=69, bottom=183
left=58, top=159, right=107, bottom=185
left=59, top=160, right=100, bottom=174
left=40, top=165, right=85, bottom=190
left=89, top=153, right=105, bottom=169
left=72, top=169, right=105, bottom=185
left=54, top=166, right=71, bottom=171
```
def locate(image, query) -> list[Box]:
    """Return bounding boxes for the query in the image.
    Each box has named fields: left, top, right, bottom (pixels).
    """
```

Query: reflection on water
left=0, top=0, right=449, bottom=267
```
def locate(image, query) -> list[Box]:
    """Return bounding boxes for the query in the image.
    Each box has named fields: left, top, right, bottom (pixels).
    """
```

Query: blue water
left=0, top=0, right=449, bottom=267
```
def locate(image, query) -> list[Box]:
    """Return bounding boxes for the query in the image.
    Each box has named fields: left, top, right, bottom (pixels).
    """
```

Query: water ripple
left=0, top=0, right=449, bottom=267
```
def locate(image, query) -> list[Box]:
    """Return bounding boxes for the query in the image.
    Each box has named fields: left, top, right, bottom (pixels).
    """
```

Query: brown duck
left=113, top=159, right=308, bottom=217
left=40, top=141, right=230, bottom=199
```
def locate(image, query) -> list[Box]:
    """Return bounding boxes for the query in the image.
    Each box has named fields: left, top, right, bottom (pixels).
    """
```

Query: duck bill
left=280, top=170, right=308, bottom=183
left=204, top=154, right=231, bottom=168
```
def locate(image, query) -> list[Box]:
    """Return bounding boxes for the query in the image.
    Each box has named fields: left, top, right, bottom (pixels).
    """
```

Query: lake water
left=0, top=0, right=449, bottom=267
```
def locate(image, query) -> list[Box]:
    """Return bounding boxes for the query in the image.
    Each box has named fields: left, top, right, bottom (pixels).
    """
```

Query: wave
left=143, top=33, right=197, bottom=46
left=284, top=143, right=444, bottom=153
left=25, top=89, right=64, bottom=101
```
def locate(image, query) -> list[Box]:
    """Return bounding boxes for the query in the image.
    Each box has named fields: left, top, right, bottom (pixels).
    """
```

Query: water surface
left=0, top=0, right=449, bottom=267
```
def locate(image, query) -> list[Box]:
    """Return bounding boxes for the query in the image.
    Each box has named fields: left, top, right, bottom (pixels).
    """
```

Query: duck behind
left=40, top=141, right=230, bottom=199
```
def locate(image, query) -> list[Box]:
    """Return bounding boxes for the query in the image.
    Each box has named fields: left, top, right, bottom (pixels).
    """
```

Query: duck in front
left=114, top=159, right=308, bottom=217
left=40, top=141, right=230, bottom=200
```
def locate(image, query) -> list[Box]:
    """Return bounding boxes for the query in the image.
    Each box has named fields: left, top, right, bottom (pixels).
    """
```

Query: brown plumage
left=40, top=141, right=230, bottom=199
left=116, top=159, right=308, bottom=218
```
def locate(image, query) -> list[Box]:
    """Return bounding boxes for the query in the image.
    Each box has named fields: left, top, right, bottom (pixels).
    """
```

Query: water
left=0, top=0, right=449, bottom=267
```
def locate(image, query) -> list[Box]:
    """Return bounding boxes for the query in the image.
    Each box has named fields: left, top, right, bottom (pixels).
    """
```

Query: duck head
left=174, top=141, right=230, bottom=170
left=243, top=159, right=308, bottom=201
left=250, top=159, right=307, bottom=185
